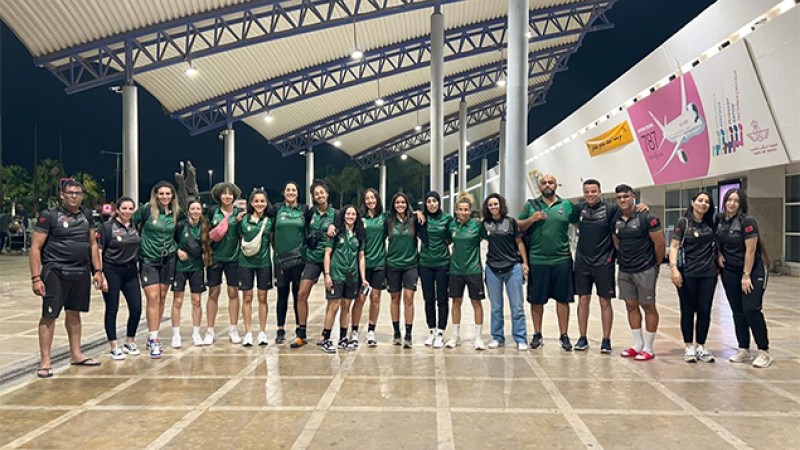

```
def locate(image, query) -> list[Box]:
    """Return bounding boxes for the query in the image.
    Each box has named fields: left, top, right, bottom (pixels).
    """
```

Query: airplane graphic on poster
left=647, top=67, right=707, bottom=175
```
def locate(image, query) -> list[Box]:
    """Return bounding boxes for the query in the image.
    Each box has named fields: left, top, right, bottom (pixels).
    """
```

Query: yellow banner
left=585, top=121, right=634, bottom=157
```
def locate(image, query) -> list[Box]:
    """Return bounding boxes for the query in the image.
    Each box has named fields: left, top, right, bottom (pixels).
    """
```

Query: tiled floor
left=0, top=253, right=798, bottom=449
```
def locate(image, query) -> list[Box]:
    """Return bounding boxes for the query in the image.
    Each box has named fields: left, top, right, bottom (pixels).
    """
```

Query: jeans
left=419, top=265, right=449, bottom=330
left=485, top=264, right=526, bottom=344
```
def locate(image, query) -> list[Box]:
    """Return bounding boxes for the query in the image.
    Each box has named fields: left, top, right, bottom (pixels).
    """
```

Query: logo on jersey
left=650, top=219, right=658, bottom=227
left=745, top=225, right=754, bottom=233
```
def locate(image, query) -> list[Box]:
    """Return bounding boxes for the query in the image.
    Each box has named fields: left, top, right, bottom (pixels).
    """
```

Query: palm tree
left=0, top=164, right=33, bottom=210
left=33, top=158, right=66, bottom=210
left=72, top=171, right=104, bottom=209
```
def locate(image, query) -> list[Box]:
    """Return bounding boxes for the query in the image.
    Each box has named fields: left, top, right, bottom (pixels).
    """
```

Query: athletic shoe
left=321, top=339, right=336, bottom=354
left=634, top=350, right=655, bottom=361
left=110, top=348, right=126, bottom=360
left=366, top=331, right=377, bottom=347
left=752, top=350, right=773, bottom=368
left=445, top=335, right=461, bottom=348
left=203, top=330, right=215, bottom=346
left=530, top=333, right=543, bottom=349
left=403, top=335, right=413, bottom=349
left=728, top=349, right=751, bottom=363
left=171, top=334, right=182, bottom=349
left=229, top=328, right=242, bottom=344
left=684, top=346, right=697, bottom=363
left=487, top=340, right=504, bottom=349
left=257, top=331, right=269, bottom=346
left=433, top=332, right=444, bottom=349
left=122, top=342, right=140, bottom=356
left=574, top=336, right=589, bottom=351
left=338, top=337, right=349, bottom=349
left=696, top=346, right=715, bottom=363
left=392, top=332, right=402, bottom=346
left=620, top=347, right=638, bottom=358
left=517, top=341, right=529, bottom=351
left=149, top=339, right=162, bottom=359
left=290, top=337, right=307, bottom=349
left=275, top=329, right=286, bottom=344
left=560, top=334, right=573, bottom=352
left=192, top=333, right=204, bottom=346
left=242, top=332, right=254, bottom=347
left=316, top=337, right=325, bottom=346
left=424, top=329, right=435, bottom=347
left=349, top=331, right=360, bottom=350
left=600, top=339, right=612, bottom=354
left=474, top=337, right=486, bottom=351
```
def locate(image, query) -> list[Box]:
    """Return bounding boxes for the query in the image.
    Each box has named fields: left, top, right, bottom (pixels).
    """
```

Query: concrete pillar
left=379, top=162, right=387, bottom=210
left=122, top=85, right=139, bottom=204
left=504, top=0, right=529, bottom=211
left=429, top=7, right=445, bottom=194
left=458, top=99, right=468, bottom=194
left=305, top=149, right=314, bottom=207
left=481, top=157, right=489, bottom=202
left=449, top=170, right=456, bottom=214
left=223, top=127, right=235, bottom=183
left=499, top=117, right=506, bottom=196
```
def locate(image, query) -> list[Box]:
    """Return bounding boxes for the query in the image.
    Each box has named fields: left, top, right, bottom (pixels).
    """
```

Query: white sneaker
left=203, top=330, right=215, bottom=346
left=242, top=332, right=254, bottom=347
left=433, top=332, right=444, bottom=349
left=229, top=328, right=242, bottom=344
left=517, top=341, right=529, bottom=351
left=752, top=350, right=773, bottom=368
left=424, top=329, right=435, bottom=347
left=122, top=342, right=140, bottom=356
left=696, top=346, right=715, bottom=363
left=110, top=348, right=126, bottom=360
left=474, top=337, right=486, bottom=351
left=366, top=330, right=377, bottom=347
left=487, top=339, right=503, bottom=349
left=192, top=333, right=204, bottom=346
left=684, top=346, right=697, bottom=363
left=728, top=349, right=751, bottom=363
left=257, top=331, right=269, bottom=346
left=445, top=335, right=461, bottom=349
left=171, top=333, right=182, bottom=349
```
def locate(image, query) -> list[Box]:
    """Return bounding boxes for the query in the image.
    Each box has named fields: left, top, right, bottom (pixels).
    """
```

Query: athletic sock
left=352, top=325, right=359, bottom=333
left=339, top=327, right=347, bottom=340
left=475, top=324, right=483, bottom=337
left=405, top=324, right=413, bottom=337
left=193, top=326, right=200, bottom=335
left=631, top=329, right=644, bottom=352
left=172, top=326, right=180, bottom=337
left=643, top=331, right=656, bottom=354
left=322, top=329, right=331, bottom=340
left=392, top=321, right=401, bottom=335
left=297, top=326, right=307, bottom=340
left=453, top=324, right=461, bottom=337
left=149, top=331, right=158, bottom=341
left=368, top=323, right=376, bottom=332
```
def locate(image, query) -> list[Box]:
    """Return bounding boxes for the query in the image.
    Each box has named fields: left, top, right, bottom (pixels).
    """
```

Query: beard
left=541, top=188, right=555, bottom=198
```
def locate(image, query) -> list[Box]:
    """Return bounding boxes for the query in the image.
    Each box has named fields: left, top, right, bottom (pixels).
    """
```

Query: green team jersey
left=208, top=206, right=242, bottom=263
left=449, top=218, right=486, bottom=275
left=362, top=212, right=388, bottom=269
left=518, top=196, right=579, bottom=265
left=386, top=218, right=418, bottom=269
left=303, top=206, right=336, bottom=263
left=176, top=221, right=203, bottom=272
left=238, top=214, right=274, bottom=269
left=325, top=229, right=363, bottom=282
left=272, top=203, right=305, bottom=256
left=419, top=213, right=453, bottom=268
left=132, top=206, right=181, bottom=264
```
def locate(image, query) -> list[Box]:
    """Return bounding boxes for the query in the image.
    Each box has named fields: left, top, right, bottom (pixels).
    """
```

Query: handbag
left=278, top=249, right=303, bottom=270
left=241, top=218, right=268, bottom=257
left=209, top=209, right=231, bottom=242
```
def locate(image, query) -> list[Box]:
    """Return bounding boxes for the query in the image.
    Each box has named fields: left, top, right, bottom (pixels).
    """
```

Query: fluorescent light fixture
left=414, top=124, right=422, bottom=131
left=263, top=111, right=274, bottom=123
left=351, top=48, right=364, bottom=60
left=375, top=97, right=385, bottom=106
left=400, top=154, right=408, bottom=160
left=333, top=139, right=342, bottom=147
left=184, top=63, right=198, bottom=77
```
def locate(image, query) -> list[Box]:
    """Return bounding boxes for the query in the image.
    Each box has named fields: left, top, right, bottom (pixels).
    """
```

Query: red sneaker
left=634, top=351, right=655, bottom=361
left=620, top=347, right=639, bottom=358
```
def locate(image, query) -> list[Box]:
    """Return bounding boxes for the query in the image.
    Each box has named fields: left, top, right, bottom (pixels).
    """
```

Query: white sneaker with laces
left=517, top=341, right=529, bottom=351
left=257, top=331, right=269, bottom=346
left=424, top=329, right=435, bottom=347
left=487, top=340, right=503, bottom=349
left=445, top=335, right=461, bottom=349
left=696, top=345, right=715, bottom=363
left=433, top=332, right=444, bottom=349
left=203, top=330, right=215, bottom=346
left=110, top=348, right=125, bottom=360
left=366, top=330, right=377, bottom=347
left=171, top=333, right=182, bottom=349
left=728, top=349, right=751, bottom=363
left=474, top=337, right=486, bottom=351
left=752, top=350, right=773, bottom=368
left=122, top=342, right=140, bottom=356
left=242, top=332, right=254, bottom=347
left=229, top=328, right=242, bottom=344
left=192, top=333, right=204, bottom=346
left=684, top=346, right=697, bottom=363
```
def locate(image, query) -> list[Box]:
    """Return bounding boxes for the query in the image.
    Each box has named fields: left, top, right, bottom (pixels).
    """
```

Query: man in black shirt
left=611, top=184, right=665, bottom=361
left=29, top=180, right=104, bottom=377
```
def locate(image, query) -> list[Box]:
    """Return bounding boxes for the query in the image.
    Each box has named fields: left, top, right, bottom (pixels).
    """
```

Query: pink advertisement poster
left=628, top=72, right=711, bottom=184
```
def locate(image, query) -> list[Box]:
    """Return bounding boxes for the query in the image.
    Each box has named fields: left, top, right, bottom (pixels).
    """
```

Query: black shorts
left=574, top=261, right=616, bottom=298
left=449, top=273, right=485, bottom=300
left=207, top=260, right=238, bottom=287
left=386, top=266, right=418, bottom=293
left=326, top=280, right=358, bottom=300
left=300, top=261, right=324, bottom=282
left=140, top=254, right=176, bottom=287
left=363, top=266, right=386, bottom=290
left=41, top=268, right=91, bottom=319
left=172, top=270, right=205, bottom=293
left=238, top=266, right=273, bottom=291
left=527, top=260, right=574, bottom=305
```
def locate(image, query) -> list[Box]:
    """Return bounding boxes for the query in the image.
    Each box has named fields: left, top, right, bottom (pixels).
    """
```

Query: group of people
left=27, top=174, right=773, bottom=378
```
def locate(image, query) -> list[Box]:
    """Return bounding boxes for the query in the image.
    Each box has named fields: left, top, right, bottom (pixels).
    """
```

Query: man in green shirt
left=518, top=174, right=580, bottom=351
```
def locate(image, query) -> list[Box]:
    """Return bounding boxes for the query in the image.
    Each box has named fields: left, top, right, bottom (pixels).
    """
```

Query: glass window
left=786, top=205, right=800, bottom=233
left=666, top=190, right=681, bottom=209
left=787, top=174, right=800, bottom=203
left=666, top=210, right=681, bottom=228
left=786, top=235, right=800, bottom=263
left=684, top=188, right=699, bottom=207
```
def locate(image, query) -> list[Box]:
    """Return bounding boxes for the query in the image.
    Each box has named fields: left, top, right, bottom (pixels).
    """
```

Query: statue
left=175, top=161, right=200, bottom=210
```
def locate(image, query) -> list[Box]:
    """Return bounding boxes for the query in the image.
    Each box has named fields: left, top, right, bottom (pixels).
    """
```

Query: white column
left=458, top=99, right=468, bottom=195
left=429, top=7, right=445, bottom=194
left=223, top=127, right=235, bottom=183
left=504, top=0, right=529, bottom=211
left=499, top=117, right=506, bottom=195
left=122, top=85, right=139, bottom=204
left=379, top=162, right=387, bottom=210
left=481, top=157, right=489, bottom=202
left=449, top=170, right=456, bottom=214
left=305, top=149, right=314, bottom=207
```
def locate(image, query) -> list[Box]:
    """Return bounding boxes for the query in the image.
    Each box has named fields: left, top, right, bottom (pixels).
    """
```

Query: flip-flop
left=36, top=367, right=53, bottom=378
left=70, top=358, right=101, bottom=366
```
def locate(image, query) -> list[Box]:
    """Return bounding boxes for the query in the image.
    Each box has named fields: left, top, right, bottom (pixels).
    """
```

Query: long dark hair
left=387, top=192, right=415, bottom=239
left=309, top=179, right=330, bottom=208
left=482, top=193, right=509, bottom=221
left=186, top=200, right=213, bottom=267
left=723, top=188, right=771, bottom=270
left=684, top=190, right=715, bottom=229
left=334, top=204, right=365, bottom=245
left=246, top=188, right=270, bottom=216
left=359, top=188, right=383, bottom=217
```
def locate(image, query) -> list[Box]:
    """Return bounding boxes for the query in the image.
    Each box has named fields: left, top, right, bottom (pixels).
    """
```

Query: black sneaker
left=338, top=337, right=349, bottom=349
left=600, top=338, right=612, bottom=354
left=560, top=334, right=573, bottom=351
left=402, top=335, right=413, bottom=349
left=574, top=336, right=589, bottom=351
left=392, top=332, right=402, bottom=346
left=289, top=337, right=307, bottom=349
left=530, top=333, right=544, bottom=349
left=321, top=339, right=336, bottom=354
left=275, top=329, right=286, bottom=344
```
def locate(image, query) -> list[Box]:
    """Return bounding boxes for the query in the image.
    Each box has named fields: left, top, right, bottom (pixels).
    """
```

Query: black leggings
left=102, top=262, right=142, bottom=341
left=276, top=264, right=303, bottom=328
left=677, top=275, right=717, bottom=345
left=419, top=265, right=449, bottom=330
left=721, top=267, right=769, bottom=350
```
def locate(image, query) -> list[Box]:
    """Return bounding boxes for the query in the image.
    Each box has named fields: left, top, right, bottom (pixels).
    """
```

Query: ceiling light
left=496, top=75, right=506, bottom=88
left=184, top=62, right=198, bottom=77
left=375, top=97, right=385, bottom=106
left=414, top=124, right=422, bottom=131
left=263, top=111, right=274, bottom=123
left=465, top=140, right=471, bottom=146
left=333, top=139, right=342, bottom=147
left=401, top=154, right=408, bottom=160
left=351, top=49, right=364, bottom=60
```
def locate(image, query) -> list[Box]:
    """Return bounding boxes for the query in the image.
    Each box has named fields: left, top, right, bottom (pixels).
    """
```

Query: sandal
left=36, top=367, right=53, bottom=378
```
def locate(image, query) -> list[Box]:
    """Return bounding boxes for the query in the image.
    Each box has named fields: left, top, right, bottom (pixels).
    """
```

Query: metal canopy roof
left=0, top=0, right=616, bottom=170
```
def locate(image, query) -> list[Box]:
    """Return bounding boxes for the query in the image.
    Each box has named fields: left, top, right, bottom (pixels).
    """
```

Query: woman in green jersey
left=270, top=181, right=305, bottom=344
left=418, top=191, right=453, bottom=349
left=386, top=192, right=420, bottom=349
left=445, top=193, right=487, bottom=351
left=170, top=200, right=212, bottom=348
left=238, top=189, right=274, bottom=347
left=321, top=205, right=368, bottom=353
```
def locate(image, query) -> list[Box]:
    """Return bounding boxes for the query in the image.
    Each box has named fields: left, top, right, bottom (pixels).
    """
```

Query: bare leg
left=471, top=299, right=483, bottom=325
left=227, top=285, right=240, bottom=327
left=171, top=291, right=184, bottom=328
left=190, top=293, right=202, bottom=327
left=340, top=299, right=352, bottom=331
left=351, top=293, right=367, bottom=329
left=451, top=298, right=463, bottom=325
left=242, top=290, right=253, bottom=333
left=65, top=310, right=88, bottom=362
left=599, top=297, right=613, bottom=339
left=296, top=280, right=314, bottom=327
left=143, top=285, right=162, bottom=332
left=368, top=289, right=382, bottom=325
left=531, top=304, right=544, bottom=334
left=642, top=304, right=660, bottom=333
left=390, top=291, right=401, bottom=323
left=577, top=295, right=591, bottom=337
left=207, top=285, right=221, bottom=328
left=556, top=302, right=570, bottom=335
left=38, top=317, right=56, bottom=368
left=625, top=300, right=642, bottom=330
left=257, top=290, right=268, bottom=332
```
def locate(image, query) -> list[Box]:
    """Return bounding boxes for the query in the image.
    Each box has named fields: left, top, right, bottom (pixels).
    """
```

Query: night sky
left=0, top=0, right=714, bottom=200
